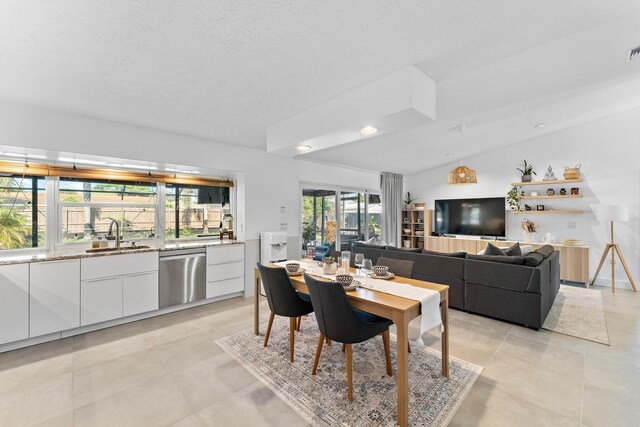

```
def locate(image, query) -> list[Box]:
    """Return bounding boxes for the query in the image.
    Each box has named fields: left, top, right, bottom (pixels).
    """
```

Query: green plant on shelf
left=507, top=186, right=521, bottom=210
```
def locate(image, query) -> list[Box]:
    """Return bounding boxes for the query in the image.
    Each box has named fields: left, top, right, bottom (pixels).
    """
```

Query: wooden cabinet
left=0, top=264, right=29, bottom=345
left=30, top=260, right=81, bottom=337
left=424, top=236, right=450, bottom=252
left=81, top=276, right=123, bottom=326
left=206, top=245, right=245, bottom=298
left=449, top=239, right=480, bottom=254
left=123, top=271, right=159, bottom=316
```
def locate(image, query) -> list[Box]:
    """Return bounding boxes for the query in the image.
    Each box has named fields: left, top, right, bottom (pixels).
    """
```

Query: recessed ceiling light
left=360, top=126, right=378, bottom=135
left=534, top=122, right=546, bottom=128
left=445, top=152, right=455, bottom=157
left=296, top=145, right=311, bottom=152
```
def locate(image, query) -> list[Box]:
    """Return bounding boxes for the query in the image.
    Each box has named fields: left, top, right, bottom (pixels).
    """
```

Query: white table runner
left=276, top=260, right=442, bottom=345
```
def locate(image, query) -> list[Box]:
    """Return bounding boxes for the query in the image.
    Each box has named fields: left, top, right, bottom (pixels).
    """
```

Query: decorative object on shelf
left=571, top=187, right=580, bottom=195
left=562, top=239, right=584, bottom=246
left=521, top=190, right=526, bottom=196
left=322, top=257, right=337, bottom=275
left=414, top=202, right=425, bottom=210
left=543, top=232, right=556, bottom=244
left=563, top=164, right=582, bottom=180
left=560, top=188, right=567, bottom=196
left=521, top=218, right=538, bottom=242
left=525, top=204, right=533, bottom=211
left=543, top=165, right=557, bottom=181
left=507, top=186, right=521, bottom=210
left=220, top=212, right=235, bottom=240
left=448, top=124, right=477, bottom=185
left=536, top=204, right=545, bottom=211
left=403, top=228, right=412, bottom=234
left=403, top=192, right=417, bottom=209
left=530, top=191, right=538, bottom=197
left=403, top=239, right=411, bottom=248
left=591, top=205, right=637, bottom=293
left=517, top=160, right=537, bottom=182
left=547, top=188, right=555, bottom=196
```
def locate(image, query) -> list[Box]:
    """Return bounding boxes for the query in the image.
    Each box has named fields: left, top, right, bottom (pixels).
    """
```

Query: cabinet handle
left=83, top=276, right=121, bottom=283
left=125, top=271, right=156, bottom=277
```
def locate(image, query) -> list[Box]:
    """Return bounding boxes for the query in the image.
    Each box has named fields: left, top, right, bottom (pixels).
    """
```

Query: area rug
left=216, top=315, right=482, bottom=426
left=542, top=285, right=610, bottom=344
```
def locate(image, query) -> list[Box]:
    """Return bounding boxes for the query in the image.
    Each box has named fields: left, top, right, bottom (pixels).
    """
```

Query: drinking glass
left=354, top=253, right=364, bottom=274
left=360, top=259, right=373, bottom=286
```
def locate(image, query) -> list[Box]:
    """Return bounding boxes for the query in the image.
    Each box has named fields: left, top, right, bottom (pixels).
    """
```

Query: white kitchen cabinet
left=81, top=276, right=123, bottom=326
left=123, top=271, right=158, bottom=316
left=206, top=244, right=245, bottom=299
left=0, top=263, right=30, bottom=345
left=30, top=259, right=81, bottom=337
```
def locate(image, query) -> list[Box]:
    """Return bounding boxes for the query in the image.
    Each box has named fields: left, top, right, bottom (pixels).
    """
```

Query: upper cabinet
left=30, top=259, right=81, bottom=337
left=0, top=264, right=30, bottom=345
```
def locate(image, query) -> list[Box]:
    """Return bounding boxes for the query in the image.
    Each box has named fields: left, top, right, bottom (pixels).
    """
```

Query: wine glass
left=354, top=253, right=364, bottom=274
left=360, top=259, right=373, bottom=286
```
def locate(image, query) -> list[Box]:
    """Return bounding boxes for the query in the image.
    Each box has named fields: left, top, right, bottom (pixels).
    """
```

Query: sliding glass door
left=301, top=188, right=337, bottom=251
left=339, top=191, right=365, bottom=252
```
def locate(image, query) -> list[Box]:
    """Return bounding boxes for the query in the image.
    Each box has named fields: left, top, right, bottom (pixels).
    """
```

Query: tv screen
left=435, top=197, right=506, bottom=237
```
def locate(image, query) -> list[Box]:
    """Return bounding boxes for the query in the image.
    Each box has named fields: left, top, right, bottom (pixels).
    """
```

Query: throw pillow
left=466, top=254, right=525, bottom=265
left=503, top=242, right=523, bottom=257
left=422, top=249, right=467, bottom=258
left=520, top=245, right=533, bottom=256
left=385, top=246, right=422, bottom=253
left=484, top=243, right=506, bottom=256
left=523, top=252, right=545, bottom=267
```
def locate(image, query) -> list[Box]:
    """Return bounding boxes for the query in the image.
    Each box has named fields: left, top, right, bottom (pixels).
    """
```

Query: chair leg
left=382, top=330, right=393, bottom=377
left=326, top=338, right=332, bottom=346
left=263, top=312, right=275, bottom=347
left=289, top=317, right=296, bottom=362
left=312, top=333, right=325, bottom=375
left=408, top=342, right=411, bottom=353
left=345, top=344, right=353, bottom=401
left=342, top=343, right=346, bottom=353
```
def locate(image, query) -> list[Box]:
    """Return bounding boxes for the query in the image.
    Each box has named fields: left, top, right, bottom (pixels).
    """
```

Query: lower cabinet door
left=30, top=259, right=81, bottom=337
left=81, top=276, right=123, bottom=326
left=0, top=264, right=29, bottom=345
left=206, top=276, right=244, bottom=299
left=123, top=271, right=159, bottom=316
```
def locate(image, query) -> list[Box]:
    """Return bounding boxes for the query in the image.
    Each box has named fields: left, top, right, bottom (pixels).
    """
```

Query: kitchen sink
left=85, top=245, right=151, bottom=254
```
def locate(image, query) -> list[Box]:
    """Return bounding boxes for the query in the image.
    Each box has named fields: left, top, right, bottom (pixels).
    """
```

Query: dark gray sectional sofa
left=351, top=242, right=560, bottom=329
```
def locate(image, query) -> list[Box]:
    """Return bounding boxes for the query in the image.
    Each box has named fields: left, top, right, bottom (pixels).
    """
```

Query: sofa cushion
left=422, top=249, right=467, bottom=258
left=466, top=254, right=525, bottom=265
left=503, top=242, right=523, bottom=257
left=353, top=242, right=386, bottom=250
left=385, top=246, right=423, bottom=253
left=523, top=252, right=545, bottom=267
left=536, top=245, right=555, bottom=259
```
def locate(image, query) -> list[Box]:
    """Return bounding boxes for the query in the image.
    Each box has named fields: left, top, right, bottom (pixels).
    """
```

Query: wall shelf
left=510, top=210, right=584, bottom=214
left=511, top=178, right=583, bottom=186
left=521, top=195, right=583, bottom=200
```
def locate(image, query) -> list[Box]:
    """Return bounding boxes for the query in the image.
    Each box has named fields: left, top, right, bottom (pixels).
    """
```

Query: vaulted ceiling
left=1, top=1, right=639, bottom=174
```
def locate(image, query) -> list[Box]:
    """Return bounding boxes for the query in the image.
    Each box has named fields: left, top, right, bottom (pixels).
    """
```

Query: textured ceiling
left=1, top=0, right=639, bottom=149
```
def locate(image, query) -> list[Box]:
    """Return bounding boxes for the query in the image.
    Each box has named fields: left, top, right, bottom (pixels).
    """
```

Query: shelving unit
left=511, top=178, right=583, bottom=186
left=401, top=209, right=432, bottom=249
left=511, top=210, right=584, bottom=214
left=512, top=177, right=584, bottom=215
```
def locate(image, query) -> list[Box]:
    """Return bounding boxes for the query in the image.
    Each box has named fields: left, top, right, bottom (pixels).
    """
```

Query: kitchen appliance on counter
left=259, top=231, right=288, bottom=295
left=159, top=247, right=206, bottom=308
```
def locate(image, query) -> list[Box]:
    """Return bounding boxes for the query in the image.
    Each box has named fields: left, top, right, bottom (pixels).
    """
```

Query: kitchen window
left=165, top=184, right=230, bottom=239
left=0, top=174, right=46, bottom=250
left=58, top=178, right=157, bottom=243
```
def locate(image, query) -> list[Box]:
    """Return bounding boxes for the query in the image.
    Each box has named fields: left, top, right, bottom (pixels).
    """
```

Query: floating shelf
left=511, top=178, right=583, bottom=186
left=521, top=195, right=583, bottom=200
left=511, top=210, right=584, bottom=214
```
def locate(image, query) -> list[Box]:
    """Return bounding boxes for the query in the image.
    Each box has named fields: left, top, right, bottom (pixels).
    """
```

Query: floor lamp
left=591, top=205, right=637, bottom=292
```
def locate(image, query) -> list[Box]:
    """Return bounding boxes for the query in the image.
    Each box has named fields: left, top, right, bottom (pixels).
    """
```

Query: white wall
left=406, top=108, right=640, bottom=290
left=0, top=99, right=381, bottom=295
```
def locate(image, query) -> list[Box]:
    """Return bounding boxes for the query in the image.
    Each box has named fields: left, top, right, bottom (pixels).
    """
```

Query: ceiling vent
left=627, top=46, right=640, bottom=62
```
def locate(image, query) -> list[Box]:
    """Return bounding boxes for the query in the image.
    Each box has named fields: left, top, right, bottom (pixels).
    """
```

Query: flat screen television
left=434, top=197, right=506, bottom=237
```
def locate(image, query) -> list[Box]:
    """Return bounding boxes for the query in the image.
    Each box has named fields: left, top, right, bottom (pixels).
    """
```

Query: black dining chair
left=376, top=257, right=415, bottom=278
left=304, top=273, right=393, bottom=401
left=257, top=263, right=314, bottom=362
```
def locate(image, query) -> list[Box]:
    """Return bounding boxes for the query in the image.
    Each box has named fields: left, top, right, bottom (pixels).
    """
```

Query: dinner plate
left=369, top=272, right=395, bottom=280
left=287, top=268, right=306, bottom=276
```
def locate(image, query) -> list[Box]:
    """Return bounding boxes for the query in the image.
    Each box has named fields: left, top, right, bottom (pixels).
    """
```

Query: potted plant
left=517, top=160, right=537, bottom=182
left=521, top=218, right=538, bottom=242
left=404, top=192, right=417, bottom=210
left=506, top=186, right=521, bottom=210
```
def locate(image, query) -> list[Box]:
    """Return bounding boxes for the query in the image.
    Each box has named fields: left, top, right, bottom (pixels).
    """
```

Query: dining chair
left=304, top=274, right=393, bottom=401
left=257, top=263, right=314, bottom=362
left=376, top=257, right=415, bottom=278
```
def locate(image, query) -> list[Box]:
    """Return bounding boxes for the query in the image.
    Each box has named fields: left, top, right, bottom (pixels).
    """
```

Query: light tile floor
left=0, top=287, right=638, bottom=426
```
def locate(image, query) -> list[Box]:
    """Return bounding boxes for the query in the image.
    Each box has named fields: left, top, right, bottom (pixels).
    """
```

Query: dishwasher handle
left=160, top=253, right=206, bottom=261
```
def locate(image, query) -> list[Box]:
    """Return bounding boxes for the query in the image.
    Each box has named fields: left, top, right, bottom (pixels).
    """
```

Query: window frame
left=0, top=173, right=47, bottom=253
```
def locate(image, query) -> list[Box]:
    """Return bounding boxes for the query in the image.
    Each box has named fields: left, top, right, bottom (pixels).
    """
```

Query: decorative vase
left=521, top=175, right=532, bottom=182
left=523, top=231, right=536, bottom=242
left=323, top=262, right=337, bottom=275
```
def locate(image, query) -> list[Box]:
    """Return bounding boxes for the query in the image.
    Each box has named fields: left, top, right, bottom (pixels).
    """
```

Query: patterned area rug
left=543, top=285, right=610, bottom=344
left=216, top=315, right=482, bottom=426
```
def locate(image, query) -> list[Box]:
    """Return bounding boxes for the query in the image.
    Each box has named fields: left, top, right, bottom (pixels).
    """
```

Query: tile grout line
left=485, top=325, right=513, bottom=365
left=580, top=350, right=586, bottom=425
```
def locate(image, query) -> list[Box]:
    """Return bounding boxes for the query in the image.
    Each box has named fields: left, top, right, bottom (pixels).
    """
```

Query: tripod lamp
left=591, top=205, right=637, bottom=292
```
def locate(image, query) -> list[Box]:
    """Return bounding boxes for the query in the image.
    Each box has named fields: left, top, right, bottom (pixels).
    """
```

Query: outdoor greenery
left=0, top=208, right=30, bottom=250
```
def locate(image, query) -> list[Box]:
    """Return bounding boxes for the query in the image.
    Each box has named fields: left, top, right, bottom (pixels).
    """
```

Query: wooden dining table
left=253, top=261, right=449, bottom=427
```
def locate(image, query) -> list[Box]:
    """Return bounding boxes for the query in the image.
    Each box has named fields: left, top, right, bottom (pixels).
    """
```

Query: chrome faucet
left=107, top=219, right=121, bottom=248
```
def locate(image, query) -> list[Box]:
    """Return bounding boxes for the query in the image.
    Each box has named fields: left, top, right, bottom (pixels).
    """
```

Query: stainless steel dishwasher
left=159, top=247, right=206, bottom=308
